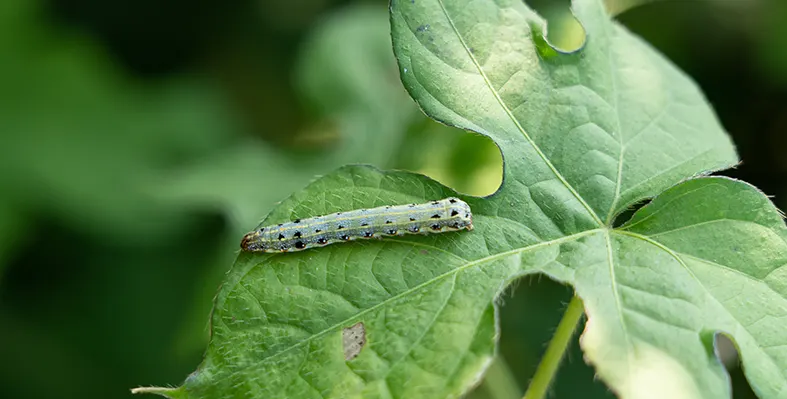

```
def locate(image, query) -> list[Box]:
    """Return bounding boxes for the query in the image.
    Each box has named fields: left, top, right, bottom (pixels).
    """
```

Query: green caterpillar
left=241, top=197, right=473, bottom=253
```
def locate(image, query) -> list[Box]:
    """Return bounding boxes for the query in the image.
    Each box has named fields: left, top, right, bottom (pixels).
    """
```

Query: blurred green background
left=0, top=0, right=784, bottom=398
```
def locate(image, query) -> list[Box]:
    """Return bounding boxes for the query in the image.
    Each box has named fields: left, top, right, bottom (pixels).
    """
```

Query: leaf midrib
left=603, top=230, right=634, bottom=398
left=603, top=22, right=625, bottom=225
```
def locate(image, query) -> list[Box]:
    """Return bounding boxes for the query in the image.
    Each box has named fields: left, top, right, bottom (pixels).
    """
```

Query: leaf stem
left=523, top=295, right=585, bottom=399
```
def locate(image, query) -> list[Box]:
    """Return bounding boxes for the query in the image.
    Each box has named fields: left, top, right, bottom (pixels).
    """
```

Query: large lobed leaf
left=136, top=0, right=787, bottom=398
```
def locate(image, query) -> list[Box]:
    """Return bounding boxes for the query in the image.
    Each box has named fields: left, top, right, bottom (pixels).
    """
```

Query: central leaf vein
left=604, top=231, right=633, bottom=397
left=605, top=27, right=625, bottom=225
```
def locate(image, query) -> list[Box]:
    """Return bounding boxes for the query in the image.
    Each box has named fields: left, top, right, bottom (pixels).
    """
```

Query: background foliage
left=0, top=0, right=785, bottom=398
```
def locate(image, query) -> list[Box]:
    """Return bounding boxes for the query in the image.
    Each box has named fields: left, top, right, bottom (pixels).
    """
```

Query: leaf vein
left=384, top=273, right=458, bottom=386
left=432, top=0, right=603, bottom=226
left=604, top=231, right=633, bottom=397
left=615, top=230, right=787, bottom=383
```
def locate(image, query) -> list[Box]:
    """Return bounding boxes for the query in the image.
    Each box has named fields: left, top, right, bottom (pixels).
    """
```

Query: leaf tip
left=130, top=386, right=186, bottom=399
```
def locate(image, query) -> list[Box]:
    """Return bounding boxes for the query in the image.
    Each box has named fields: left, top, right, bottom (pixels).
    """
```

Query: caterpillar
left=240, top=197, right=473, bottom=253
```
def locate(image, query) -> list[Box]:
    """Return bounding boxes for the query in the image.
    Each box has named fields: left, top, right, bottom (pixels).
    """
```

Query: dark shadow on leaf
left=611, top=198, right=651, bottom=228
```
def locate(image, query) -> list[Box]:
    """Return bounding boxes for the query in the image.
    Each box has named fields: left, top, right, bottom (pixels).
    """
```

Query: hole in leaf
left=525, top=0, right=586, bottom=54
left=703, top=331, right=756, bottom=397
left=397, top=119, right=502, bottom=197
left=481, top=274, right=608, bottom=398
left=711, top=332, right=739, bottom=369
left=611, top=198, right=652, bottom=228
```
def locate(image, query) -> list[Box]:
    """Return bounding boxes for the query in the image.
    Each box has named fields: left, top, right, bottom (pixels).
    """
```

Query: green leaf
left=393, top=0, right=736, bottom=226
left=606, top=177, right=787, bottom=398
left=135, top=0, right=787, bottom=398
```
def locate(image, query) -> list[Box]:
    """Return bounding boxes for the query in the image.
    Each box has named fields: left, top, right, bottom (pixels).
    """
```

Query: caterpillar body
left=240, top=197, right=473, bottom=253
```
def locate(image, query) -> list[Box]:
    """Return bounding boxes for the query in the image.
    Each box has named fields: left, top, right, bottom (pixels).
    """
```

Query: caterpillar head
left=240, top=231, right=267, bottom=251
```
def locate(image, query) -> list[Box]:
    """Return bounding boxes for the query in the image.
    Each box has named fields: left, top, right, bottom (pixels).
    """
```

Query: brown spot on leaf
left=343, top=322, right=366, bottom=361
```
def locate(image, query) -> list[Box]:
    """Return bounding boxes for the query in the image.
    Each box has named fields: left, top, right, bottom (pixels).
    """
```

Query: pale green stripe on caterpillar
left=240, top=197, right=473, bottom=253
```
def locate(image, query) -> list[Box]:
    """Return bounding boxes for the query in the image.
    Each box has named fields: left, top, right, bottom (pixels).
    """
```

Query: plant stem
left=523, top=295, right=585, bottom=399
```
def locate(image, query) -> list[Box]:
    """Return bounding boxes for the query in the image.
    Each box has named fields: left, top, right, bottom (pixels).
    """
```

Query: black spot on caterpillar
left=240, top=197, right=473, bottom=253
